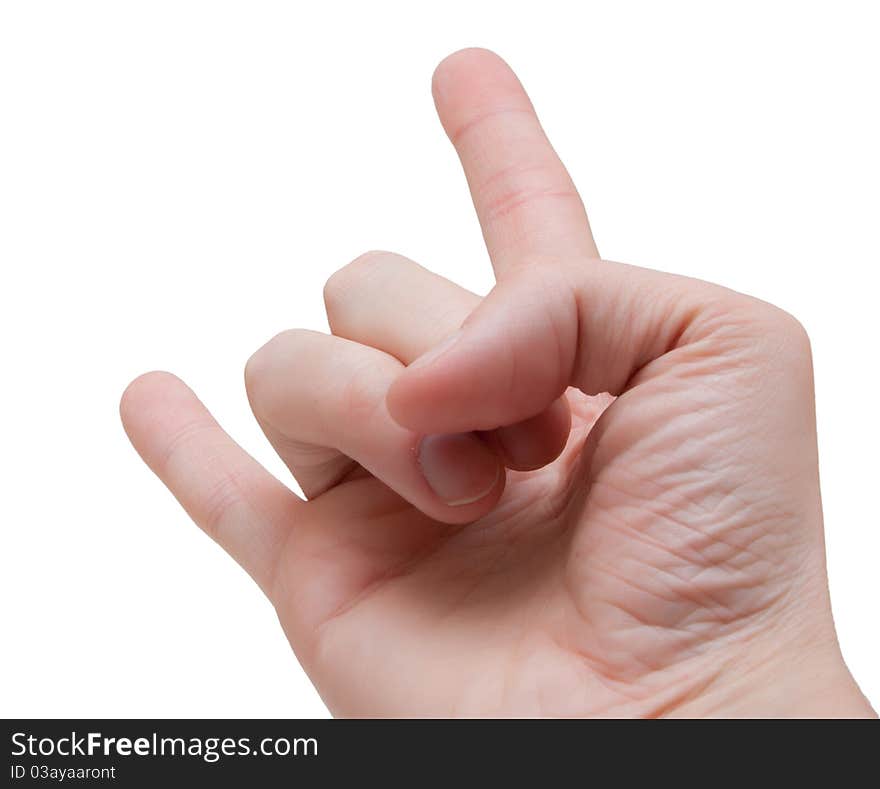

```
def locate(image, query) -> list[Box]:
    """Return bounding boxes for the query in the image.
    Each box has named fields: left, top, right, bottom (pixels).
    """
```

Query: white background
left=1, top=1, right=878, bottom=717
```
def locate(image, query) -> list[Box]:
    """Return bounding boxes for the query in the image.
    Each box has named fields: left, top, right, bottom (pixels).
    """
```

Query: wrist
left=671, top=626, right=875, bottom=718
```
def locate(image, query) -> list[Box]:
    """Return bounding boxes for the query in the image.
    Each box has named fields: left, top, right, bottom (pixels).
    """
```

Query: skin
left=121, top=48, right=875, bottom=717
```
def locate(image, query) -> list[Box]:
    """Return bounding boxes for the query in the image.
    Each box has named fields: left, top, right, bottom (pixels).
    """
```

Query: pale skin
left=121, top=48, right=875, bottom=717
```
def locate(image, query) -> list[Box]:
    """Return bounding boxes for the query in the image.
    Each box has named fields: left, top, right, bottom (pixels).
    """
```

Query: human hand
left=121, top=48, right=874, bottom=717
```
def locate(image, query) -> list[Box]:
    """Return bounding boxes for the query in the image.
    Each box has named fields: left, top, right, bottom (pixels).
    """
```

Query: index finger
left=432, top=48, right=598, bottom=275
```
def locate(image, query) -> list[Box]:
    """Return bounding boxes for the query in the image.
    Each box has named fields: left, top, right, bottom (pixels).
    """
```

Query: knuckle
left=157, top=416, right=216, bottom=477
left=745, top=300, right=811, bottom=354
left=714, top=295, right=813, bottom=367
left=244, top=329, right=301, bottom=405
left=243, top=349, right=262, bottom=394
left=200, top=470, right=246, bottom=543
left=337, top=361, right=383, bottom=425
left=769, top=307, right=812, bottom=363
left=323, top=250, right=393, bottom=318
left=486, top=187, right=574, bottom=224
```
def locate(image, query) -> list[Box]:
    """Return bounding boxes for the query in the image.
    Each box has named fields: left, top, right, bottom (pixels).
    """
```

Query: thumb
left=386, top=261, right=716, bottom=435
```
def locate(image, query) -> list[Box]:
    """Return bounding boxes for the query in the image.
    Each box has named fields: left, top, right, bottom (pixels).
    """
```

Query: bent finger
left=245, top=329, right=504, bottom=523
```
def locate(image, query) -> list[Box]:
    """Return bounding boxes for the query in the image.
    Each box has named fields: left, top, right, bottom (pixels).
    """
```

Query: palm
left=274, top=370, right=810, bottom=716
left=273, top=391, right=606, bottom=715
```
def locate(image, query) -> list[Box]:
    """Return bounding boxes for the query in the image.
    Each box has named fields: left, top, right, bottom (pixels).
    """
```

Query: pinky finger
left=119, top=371, right=302, bottom=596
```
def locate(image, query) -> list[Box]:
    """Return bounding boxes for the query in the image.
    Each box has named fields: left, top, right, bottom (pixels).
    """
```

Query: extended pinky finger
left=120, top=371, right=302, bottom=596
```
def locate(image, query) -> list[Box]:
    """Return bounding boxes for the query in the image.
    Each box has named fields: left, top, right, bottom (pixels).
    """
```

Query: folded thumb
left=386, top=271, right=578, bottom=435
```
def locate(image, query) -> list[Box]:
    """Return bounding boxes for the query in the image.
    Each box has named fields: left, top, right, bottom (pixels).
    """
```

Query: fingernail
left=406, top=330, right=462, bottom=370
left=418, top=433, right=501, bottom=506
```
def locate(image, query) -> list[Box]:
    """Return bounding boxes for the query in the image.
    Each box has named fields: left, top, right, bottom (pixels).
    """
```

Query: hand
left=121, top=49, right=874, bottom=717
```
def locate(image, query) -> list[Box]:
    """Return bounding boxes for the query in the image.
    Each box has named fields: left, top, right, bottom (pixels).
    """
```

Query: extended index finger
left=433, top=48, right=598, bottom=275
